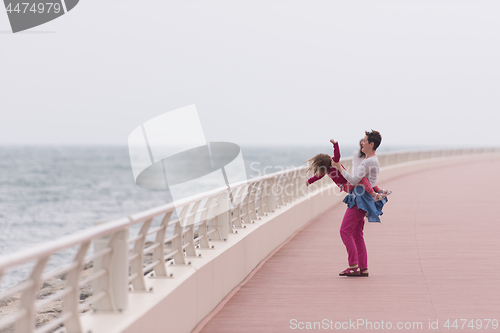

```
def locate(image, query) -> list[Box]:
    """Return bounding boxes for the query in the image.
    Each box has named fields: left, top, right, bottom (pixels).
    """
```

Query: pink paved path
left=197, top=155, right=500, bottom=333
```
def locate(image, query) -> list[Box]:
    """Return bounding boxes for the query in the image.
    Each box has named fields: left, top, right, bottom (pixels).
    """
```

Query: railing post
left=207, top=192, right=230, bottom=240
left=93, top=228, right=129, bottom=310
left=128, top=219, right=151, bottom=292
left=216, top=192, right=230, bottom=240
left=275, top=175, right=284, bottom=208
left=152, top=211, right=173, bottom=277
left=292, top=170, right=298, bottom=200
left=248, top=183, right=258, bottom=220
left=197, top=220, right=212, bottom=248
left=297, top=170, right=306, bottom=198
left=184, top=225, right=197, bottom=256
left=294, top=169, right=300, bottom=199
left=172, top=221, right=187, bottom=263
left=268, top=177, right=277, bottom=212
left=63, top=241, right=90, bottom=333
left=16, top=257, right=49, bottom=333
left=255, top=181, right=265, bottom=217
left=182, top=201, right=200, bottom=257
left=111, top=230, right=129, bottom=310
left=287, top=172, right=294, bottom=202
left=229, top=189, right=244, bottom=229
left=240, top=185, right=252, bottom=224
left=260, top=180, right=270, bottom=213
left=283, top=173, right=291, bottom=203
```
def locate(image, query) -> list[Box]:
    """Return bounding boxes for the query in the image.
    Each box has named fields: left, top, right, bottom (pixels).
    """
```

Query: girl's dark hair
left=358, top=139, right=366, bottom=158
left=304, top=153, right=331, bottom=175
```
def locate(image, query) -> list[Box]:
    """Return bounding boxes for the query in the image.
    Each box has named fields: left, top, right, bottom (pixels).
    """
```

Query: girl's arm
left=359, top=177, right=375, bottom=194
left=330, top=140, right=340, bottom=163
left=373, top=187, right=392, bottom=195
left=307, top=173, right=325, bottom=185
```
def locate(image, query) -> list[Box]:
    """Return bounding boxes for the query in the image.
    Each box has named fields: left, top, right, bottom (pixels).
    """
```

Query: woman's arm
left=332, top=159, right=372, bottom=186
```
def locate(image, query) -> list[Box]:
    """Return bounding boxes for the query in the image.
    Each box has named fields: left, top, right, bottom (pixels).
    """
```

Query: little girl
left=305, top=139, right=389, bottom=201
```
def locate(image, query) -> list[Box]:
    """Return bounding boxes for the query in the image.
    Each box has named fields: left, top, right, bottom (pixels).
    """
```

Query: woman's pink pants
left=340, top=204, right=367, bottom=268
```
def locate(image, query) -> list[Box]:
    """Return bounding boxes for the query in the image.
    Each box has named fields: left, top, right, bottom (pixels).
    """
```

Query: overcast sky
left=1, top=1, right=499, bottom=148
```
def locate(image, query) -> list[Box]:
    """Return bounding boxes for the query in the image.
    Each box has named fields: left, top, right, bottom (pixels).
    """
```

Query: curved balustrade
left=0, top=147, right=498, bottom=333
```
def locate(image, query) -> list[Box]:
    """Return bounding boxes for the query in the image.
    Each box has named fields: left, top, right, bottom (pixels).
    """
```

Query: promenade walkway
left=195, top=155, right=500, bottom=333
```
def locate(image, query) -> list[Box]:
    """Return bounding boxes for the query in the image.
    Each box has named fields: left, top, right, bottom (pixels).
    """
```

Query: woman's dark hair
left=365, top=130, right=382, bottom=151
left=358, top=139, right=366, bottom=158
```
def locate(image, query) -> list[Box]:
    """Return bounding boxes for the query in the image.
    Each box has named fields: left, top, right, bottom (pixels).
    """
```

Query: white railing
left=0, top=147, right=498, bottom=333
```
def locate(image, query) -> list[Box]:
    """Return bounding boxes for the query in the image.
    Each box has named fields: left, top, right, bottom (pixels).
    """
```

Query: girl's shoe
left=339, top=267, right=360, bottom=276
left=359, top=267, right=369, bottom=277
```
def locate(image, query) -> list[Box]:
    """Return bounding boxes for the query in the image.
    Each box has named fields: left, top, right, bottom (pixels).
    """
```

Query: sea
left=0, top=143, right=404, bottom=291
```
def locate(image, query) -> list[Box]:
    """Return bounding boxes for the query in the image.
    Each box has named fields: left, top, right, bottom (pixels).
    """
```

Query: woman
left=331, top=130, right=383, bottom=277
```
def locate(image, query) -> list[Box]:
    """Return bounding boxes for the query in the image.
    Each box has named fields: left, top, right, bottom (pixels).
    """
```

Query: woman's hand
left=331, top=160, right=342, bottom=171
left=330, top=139, right=337, bottom=145
left=305, top=180, right=310, bottom=187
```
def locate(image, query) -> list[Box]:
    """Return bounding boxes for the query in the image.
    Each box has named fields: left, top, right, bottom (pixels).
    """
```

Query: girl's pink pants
left=340, top=204, right=367, bottom=268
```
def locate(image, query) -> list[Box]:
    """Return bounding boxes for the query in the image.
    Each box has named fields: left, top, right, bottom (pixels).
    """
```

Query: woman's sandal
left=339, top=267, right=360, bottom=276
left=359, top=267, right=369, bottom=277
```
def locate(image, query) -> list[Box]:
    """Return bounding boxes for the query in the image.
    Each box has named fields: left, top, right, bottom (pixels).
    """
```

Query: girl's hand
left=331, top=161, right=342, bottom=171
left=330, top=139, right=337, bottom=145
left=305, top=180, right=310, bottom=187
